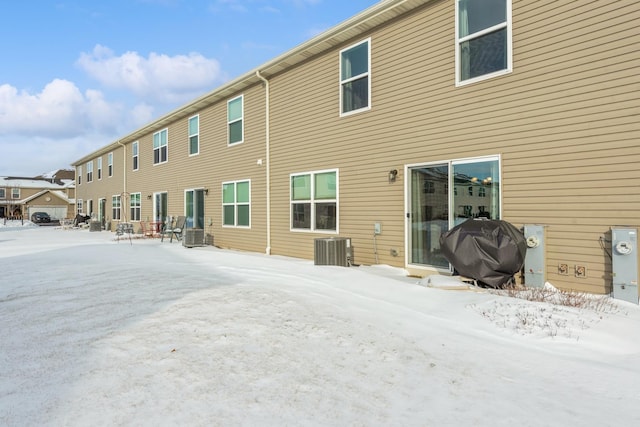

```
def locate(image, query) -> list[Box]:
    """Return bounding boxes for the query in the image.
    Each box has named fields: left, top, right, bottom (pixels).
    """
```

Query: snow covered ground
left=1, top=224, right=639, bottom=426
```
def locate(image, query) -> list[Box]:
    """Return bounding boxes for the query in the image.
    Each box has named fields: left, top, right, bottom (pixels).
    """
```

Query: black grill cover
left=439, top=219, right=527, bottom=288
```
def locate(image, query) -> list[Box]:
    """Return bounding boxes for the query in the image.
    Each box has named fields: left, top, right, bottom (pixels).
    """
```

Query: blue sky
left=0, top=0, right=379, bottom=177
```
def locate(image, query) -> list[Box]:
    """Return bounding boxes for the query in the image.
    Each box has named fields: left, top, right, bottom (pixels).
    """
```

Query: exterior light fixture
left=388, top=169, right=398, bottom=182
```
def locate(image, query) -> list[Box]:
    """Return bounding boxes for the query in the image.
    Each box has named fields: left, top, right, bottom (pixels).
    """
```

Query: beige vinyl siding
left=73, top=0, right=638, bottom=295
left=267, top=0, right=638, bottom=292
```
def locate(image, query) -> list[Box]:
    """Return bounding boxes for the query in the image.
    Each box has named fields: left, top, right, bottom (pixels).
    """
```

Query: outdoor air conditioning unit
left=314, top=237, right=353, bottom=267
left=183, top=228, right=205, bottom=248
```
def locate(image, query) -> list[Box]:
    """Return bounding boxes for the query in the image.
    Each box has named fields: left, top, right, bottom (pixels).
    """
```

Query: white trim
left=455, top=0, right=512, bottom=87
left=339, top=37, right=372, bottom=117
left=152, top=128, right=169, bottom=165
left=188, top=114, right=200, bottom=156
left=227, top=94, right=244, bottom=146
left=404, top=154, right=502, bottom=271
left=221, top=179, right=251, bottom=229
left=289, top=168, right=339, bottom=234
left=132, top=141, right=139, bottom=171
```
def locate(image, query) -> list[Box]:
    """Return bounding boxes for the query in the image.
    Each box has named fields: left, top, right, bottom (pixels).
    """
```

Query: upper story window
left=78, top=166, right=82, bottom=185
left=340, top=39, right=370, bottom=116
left=86, top=161, right=93, bottom=183
left=291, top=169, right=338, bottom=232
left=153, top=129, right=168, bottom=164
left=97, top=157, right=102, bottom=180
left=222, top=180, right=250, bottom=227
left=456, top=0, right=512, bottom=85
left=107, top=152, right=113, bottom=177
left=132, top=141, right=139, bottom=171
left=11, top=188, right=20, bottom=199
left=189, top=115, right=199, bottom=155
left=228, top=95, right=243, bottom=145
left=0, top=188, right=5, bottom=199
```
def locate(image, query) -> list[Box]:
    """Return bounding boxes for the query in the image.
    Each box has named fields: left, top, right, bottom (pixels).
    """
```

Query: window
left=77, top=199, right=83, bottom=214
left=112, top=195, right=121, bottom=220
left=11, top=188, right=20, bottom=199
left=86, top=161, right=93, bottom=183
left=78, top=166, right=82, bottom=185
left=0, top=188, right=5, bottom=199
left=153, top=129, right=168, bottom=164
left=132, top=141, right=139, bottom=171
left=130, top=193, right=141, bottom=221
left=97, top=157, right=102, bottom=180
left=222, top=180, right=250, bottom=227
left=188, top=115, right=199, bottom=155
left=340, top=39, right=370, bottom=115
left=456, top=0, right=511, bottom=85
left=108, top=152, right=113, bottom=177
left=291, top=170, right=338, bottom=232
left=228, top=95, right=243, bottom=145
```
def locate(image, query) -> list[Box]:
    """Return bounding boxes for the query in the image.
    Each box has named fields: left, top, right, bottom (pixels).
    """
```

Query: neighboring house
left=0, top=170, right=76, bottom=221
left=72, top=0, right=639, bottom=296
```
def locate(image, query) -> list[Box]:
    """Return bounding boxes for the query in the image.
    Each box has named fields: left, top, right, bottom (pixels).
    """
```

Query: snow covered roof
left=0, top=176, right=71, bottom=189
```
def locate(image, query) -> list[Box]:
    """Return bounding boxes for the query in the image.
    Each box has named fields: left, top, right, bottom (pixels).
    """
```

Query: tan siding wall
left=77, top=0, right=638, bottom=295
left=85, top=84, right=269, bottom=246
left=267, top=0, right=639, bottom=293
left=76, top=148, right=126, bottom=229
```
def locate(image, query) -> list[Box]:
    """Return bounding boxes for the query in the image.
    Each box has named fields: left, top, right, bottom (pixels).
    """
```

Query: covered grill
left=439, top=219, right=527, bottom=288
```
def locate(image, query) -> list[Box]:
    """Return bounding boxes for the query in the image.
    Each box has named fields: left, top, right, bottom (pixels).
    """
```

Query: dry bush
left=491, top=284, right=616, bottom=313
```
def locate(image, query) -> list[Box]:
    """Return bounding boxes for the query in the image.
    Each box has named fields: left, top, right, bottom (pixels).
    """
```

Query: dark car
left=31, top=212, right=51, bottom=223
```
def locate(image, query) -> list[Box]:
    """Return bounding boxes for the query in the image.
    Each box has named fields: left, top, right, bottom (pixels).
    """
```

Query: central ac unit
left=183, top=228, right=205, bottom=248
left=314, top=237, right=353, bottom=267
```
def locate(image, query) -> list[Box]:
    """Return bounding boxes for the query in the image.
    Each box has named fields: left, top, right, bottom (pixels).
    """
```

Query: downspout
left=256, top=70, right=271, bottom=255
left=117, top=140, right=126, bottom=221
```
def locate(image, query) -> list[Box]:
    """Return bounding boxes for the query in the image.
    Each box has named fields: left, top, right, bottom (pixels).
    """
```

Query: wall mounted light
left=204, top=188, right=209, bottom=196
left=388, top=169, right=398, bottom=182
left=147, top=194, right=152, bottom=200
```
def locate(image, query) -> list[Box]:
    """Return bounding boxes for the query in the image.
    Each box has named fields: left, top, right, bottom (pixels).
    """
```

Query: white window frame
left=222, top=180, right=251, bottom=228
left=227, top=95, right=244, bottom=146
left=132, top=141, right=139, bottom=171
left=290, top=169, right=339, bottom=233
left=86, top=161, right=93, bottom=183
left=455, top=0, right=512, bottom=86
left=97, top=157, right=102, bottom=180
left=112, top=194, right=121, bottom=221
left=153, top=129, right=169, bottom=165
left=188, top=115, right=199, bottom=156
left=77, top=199, right=83, bottom=214
left=107, top=152, right=113, bottom=177
left=339, top=38, right=371, bottom=117
left=11, top=188, right=20, bottom=199
left=130, top=192, right=141, bottom=222
left=0, top=188, right=5, bottom=199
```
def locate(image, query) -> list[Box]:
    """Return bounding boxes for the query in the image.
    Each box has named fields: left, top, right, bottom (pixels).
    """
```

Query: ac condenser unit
left=314, top=237, right=353, bottom=267
left=183, top=228, right=205, bottom=248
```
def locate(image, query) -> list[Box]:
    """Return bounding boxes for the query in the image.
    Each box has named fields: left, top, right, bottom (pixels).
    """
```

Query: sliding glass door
left=185, top=189, right=205, bottom=229
left=408, top=156, right=500, bottom=269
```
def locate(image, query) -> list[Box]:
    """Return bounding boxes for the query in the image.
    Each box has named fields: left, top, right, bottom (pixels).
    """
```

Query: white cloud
left=76, top=45, right=224, bottom=104
left=0, top=79, right=120, bottom=138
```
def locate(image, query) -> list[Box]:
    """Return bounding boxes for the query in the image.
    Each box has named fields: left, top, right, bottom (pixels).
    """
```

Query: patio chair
left=161, top=216, right=186, bottom=242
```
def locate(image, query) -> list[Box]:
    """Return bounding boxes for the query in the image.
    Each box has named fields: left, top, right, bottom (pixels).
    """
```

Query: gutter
left=256, top=70, right=271, bottom=255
